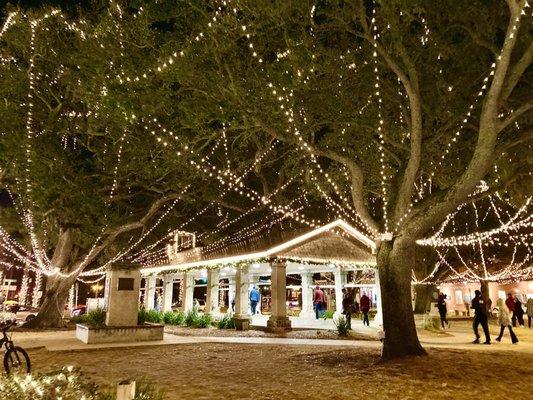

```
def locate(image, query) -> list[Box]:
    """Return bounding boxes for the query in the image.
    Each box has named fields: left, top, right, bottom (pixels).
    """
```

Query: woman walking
left=495, top=298, right=518, bottom=344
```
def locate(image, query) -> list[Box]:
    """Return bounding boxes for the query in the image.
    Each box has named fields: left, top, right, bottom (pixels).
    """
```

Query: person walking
left=249, top=285, right=260, bottom=315
left=495, top=298, right=518, bottom=344
left=313, top=285, right=325, bottom=319
left=514, top=297, right=525, bottom=327
left=505, top=293, right=516, bottom=326
left=360, top=292, right=370, bottom=326
left=437, top=293, right=449, bottom=329
left=341, top=288, right=354, bottom=330
left=526, top=298, right=533, bottom=329
left=471, top=290, right=491, bottom=344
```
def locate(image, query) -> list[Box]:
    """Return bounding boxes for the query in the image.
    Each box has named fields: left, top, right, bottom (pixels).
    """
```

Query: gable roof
left=141, top=219, right=376, bottom=274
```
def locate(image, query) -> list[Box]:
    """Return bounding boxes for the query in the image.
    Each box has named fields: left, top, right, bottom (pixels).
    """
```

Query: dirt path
left=28, top=343, right=533, bottom=400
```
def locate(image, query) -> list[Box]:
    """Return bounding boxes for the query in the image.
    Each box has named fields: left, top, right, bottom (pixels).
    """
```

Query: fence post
left=117, top=380, right=136, bottom=400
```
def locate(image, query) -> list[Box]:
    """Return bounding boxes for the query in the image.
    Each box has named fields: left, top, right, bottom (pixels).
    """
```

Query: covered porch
left=140, top=220, right=381, bottom=330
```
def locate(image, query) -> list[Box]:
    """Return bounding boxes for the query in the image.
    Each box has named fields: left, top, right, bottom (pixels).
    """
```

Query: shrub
left=184, top=307, right=199, bottom=327
left=138, top=308, right=148, bottom=325
left=0, top=367, right=98, bottom=400
left=323, top=310, right=334, bottom=319
left=85, top=308, right=106, bottom=327
left=334, top=315, right=350, bottom=336
left=145, top=309, right=164, bottom=324
left=163, top=311, right=185, bottom=325
left=71, top=314, right=88, bottom=324
left=196, top=313, right=212, bottom=328
left=0, top=366, right=165, bottom=400
left=216, top=314, right=236, bottom=329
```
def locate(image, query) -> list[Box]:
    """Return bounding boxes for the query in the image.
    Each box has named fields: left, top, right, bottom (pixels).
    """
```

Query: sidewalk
left=13, top=326, right=533, bottom=354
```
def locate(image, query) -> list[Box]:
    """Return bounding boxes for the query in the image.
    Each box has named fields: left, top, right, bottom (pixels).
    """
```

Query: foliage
left=83, top=308, right=106, bottom=327
left=183, top=307, right=199, bottom=327
left=334, top=315, right=350, bottom=336
left=0, top=367, right=96, bottom=400
left=0, top=367, right=165, bottom=400
left=71, top=314, right=88, bottom=324
left=138, top=308, right=148, bottom=326
left=216, top=314, right=236, bottom=330
left=162, top=310, right=185, bottom=325
left=322, top=310, right=334, bottom=319
left=144, top=309, right=164, bottom=324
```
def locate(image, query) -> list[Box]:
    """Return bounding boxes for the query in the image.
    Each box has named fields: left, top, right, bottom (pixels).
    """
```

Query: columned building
left=140, top=220, right=381, bottom=329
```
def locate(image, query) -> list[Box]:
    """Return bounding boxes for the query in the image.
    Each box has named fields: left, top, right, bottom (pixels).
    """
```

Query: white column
left=228, top=276, right=236, bottom=314
left=334, top=268, right=347, bottom=317
left=234, top=266, right=250, bottom=318
left=299, top=272, right=314, bottom=319
left=181, top=271, right=195, bottom=313
left=374, top=268, right=383, bottom=325
left=145, top=276, right=156, bottom=310
left=205, top=269, right=221, bottom=315
left=162, top=274, right=175, bottom=312
left=267, top=260, right=291, bottom=331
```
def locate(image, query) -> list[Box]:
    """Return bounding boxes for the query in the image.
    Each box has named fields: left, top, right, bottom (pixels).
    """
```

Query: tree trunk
left=24, top=273, right=78, bottom=328
left=378, top=238, right=427, bottom=360
left=413, top=284, right=437, bottom=314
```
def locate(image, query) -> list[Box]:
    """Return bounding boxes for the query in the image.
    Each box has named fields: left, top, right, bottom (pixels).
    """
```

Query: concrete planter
left=233, top=317, right=250, bottom=331
left=76, top=323, right=164, bottom=344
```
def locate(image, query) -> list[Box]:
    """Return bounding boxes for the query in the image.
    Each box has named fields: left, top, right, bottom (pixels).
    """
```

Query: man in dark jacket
left=472, top=290, right=491, bottom=344
left=341, top=288, right=354, bottom=330
left=360, top=292, right=371, bottom=326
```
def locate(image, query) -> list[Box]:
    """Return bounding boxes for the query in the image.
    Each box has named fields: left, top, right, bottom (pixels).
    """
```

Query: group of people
left=471, top=290, right=533, bottom=345
left=312, top=285, right=371, bottom=329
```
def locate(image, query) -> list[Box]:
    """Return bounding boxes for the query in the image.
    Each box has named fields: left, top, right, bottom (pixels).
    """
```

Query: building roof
left=141, top=219, right=376, bottom=275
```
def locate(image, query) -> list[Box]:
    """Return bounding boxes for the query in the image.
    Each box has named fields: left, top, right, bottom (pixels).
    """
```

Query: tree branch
left=405, top=2, right=526, bottom=238
left=500, top=42, right=533, bottom=102
left=497, top=101, right=533, bottom=132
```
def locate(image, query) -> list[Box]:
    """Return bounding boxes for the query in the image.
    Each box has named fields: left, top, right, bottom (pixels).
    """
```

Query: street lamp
left=91, top=283, right=103, bottom=297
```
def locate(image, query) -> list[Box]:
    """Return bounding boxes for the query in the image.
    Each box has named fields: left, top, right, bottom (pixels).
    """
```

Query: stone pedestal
left=205, top=269, right=220, bottom=315
left=299, top=272, right=314, bottom=319
left=106, top=268, right=141, bottom=327
left=182, top=272, right=195, bottom=313
left=267, top=260, right=291, bottom=332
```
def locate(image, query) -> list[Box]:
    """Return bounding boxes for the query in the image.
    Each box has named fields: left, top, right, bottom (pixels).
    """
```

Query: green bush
left=196, top=313, right=212, bottom=328
left=334, top=315, right=350, bottom=336
left=138, top=308, right=148, bottom=325
left=163, top=311, right=185, bottom=325
left=71, top=314, right=88, bottom=324
left=323, top=309, right=334, bottom=319
left=85, top=308, right=106, bottom=327
left=184, top=307, right=199, bottom=327
left=145, top=309, right=164, bottom=324
left=216, top=314, right=236, bottom=329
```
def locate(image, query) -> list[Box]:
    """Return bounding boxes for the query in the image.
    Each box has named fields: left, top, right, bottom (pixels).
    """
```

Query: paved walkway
left=13, top=324, right=533, bottom=354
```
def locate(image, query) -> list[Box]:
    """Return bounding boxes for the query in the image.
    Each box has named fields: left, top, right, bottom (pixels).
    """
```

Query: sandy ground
left=29, top=342, right=533, bottom=400
left=164, top=325, right=374, bottom=341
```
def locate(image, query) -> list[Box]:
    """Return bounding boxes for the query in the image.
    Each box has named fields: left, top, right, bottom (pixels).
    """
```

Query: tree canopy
left=0, top=0, right=531, bottom=354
